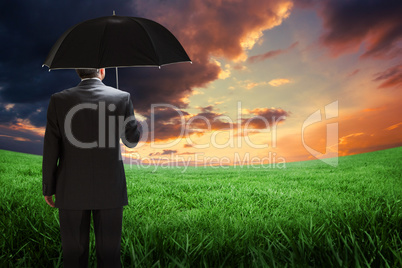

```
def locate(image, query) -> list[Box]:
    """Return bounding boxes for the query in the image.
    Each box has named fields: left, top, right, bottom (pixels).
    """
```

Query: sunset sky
left=0, top=0, right=401, bottom=166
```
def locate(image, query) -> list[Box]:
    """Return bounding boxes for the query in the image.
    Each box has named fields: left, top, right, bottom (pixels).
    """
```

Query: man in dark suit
left=42, top=68, right=141, bottom=267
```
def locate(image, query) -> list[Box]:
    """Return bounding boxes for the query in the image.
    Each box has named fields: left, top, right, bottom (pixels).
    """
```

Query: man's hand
left=44, top=195, right=56, bottom=207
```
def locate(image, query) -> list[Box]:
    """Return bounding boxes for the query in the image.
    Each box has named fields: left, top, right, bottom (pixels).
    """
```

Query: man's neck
left=81, top=77, right=101, bottom=82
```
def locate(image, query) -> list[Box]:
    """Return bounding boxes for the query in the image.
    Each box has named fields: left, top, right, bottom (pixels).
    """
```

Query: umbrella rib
left=130, top=18, right=160, bottom=66
left=97, top=21, right=109, bottom=68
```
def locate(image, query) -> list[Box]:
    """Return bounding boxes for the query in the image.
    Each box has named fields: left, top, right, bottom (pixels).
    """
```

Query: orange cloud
left=4, top=103, right=15, bottom=111
left=272, top=99, right=402, bottom=162
left=339, top=133, right=364, bottom=145
left=386, top=122, right=402, bottom=131
left=268, top=78, right=292, bottom=87
left=331, top=103, right=402, bottom=156
left=0, top=134, right=32, bottom=142
left=362, top=107, right=385, bottom=113
left=136, top=0, right=294, bottom=62
left=238, top=80, right=268, bottom=90
left=211, top=59, right=231, bottom=79
left=9, top=118, right=45, bottom=137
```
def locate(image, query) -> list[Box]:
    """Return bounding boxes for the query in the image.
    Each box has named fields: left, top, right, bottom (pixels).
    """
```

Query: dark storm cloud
left=0, top=105, right=17, bottom=125
left=0, top=124, right=43, bottom=155
left=0, top=135, right=43, bottom=155
left=199, top=105, right=214, bottom=113
left=0, top=0, right=220, bottom=130
left=0, top=101, right=48, bottom=127
left=142, top=105, right=290, bottom=143
left=317, top=0, right=402, bottom=59
left=0, top=0, right=136, bottom=128
left=149, top=105, right=190, bottom=122
left=186, top=105, right=235, bottom=131
left=241, top=108, right=289, bottom=129
left=143, top=105, right=237, bottom=143
left=120, top=62, right=219, bottom=113
left=144, top=106, right=190, bottom=142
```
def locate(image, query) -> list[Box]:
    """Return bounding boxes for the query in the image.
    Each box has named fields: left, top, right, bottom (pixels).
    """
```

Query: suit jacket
left=42, top=79, right=141, bottom=210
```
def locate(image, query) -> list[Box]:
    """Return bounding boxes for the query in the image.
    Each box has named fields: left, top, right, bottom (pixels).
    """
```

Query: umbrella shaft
left=115, top=67, right=119, bottom=89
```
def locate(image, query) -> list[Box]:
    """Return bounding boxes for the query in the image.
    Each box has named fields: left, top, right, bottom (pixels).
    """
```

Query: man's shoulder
left=51, top=83, right=130, bottom=99
left=102, top=85, right=130, bottom=96
left=49, top=88, right=74, bottom=102
left=97, top=86, right=131, bottom=102
left=51, top=84, right=80, bottom=97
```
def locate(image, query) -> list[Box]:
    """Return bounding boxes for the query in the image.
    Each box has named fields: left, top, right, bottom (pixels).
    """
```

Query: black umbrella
left=43, top=15, right=191, bottom=88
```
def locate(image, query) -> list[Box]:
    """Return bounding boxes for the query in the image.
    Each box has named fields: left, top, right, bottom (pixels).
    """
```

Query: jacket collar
left=78, top=78, right=105, bottom=87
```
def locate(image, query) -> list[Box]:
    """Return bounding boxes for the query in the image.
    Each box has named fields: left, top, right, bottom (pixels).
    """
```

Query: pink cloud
left=131, top=0, right=294, bottom=116
left=373, top=65, right=402, bottom=89
left=248, top=42, right=298, bottom=63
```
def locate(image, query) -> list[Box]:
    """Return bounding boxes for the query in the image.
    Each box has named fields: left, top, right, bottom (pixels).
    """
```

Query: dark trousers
left=58, top=207, right=123, bottom=268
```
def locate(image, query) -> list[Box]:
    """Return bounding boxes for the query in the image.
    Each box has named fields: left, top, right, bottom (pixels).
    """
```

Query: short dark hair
left=75, top=68, right=99, bottom=79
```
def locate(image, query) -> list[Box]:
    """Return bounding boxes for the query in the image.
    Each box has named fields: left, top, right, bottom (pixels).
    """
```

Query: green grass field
left=0, top=147, right=401, bottom=267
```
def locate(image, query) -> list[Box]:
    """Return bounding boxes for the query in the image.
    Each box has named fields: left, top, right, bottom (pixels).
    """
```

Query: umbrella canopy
left=43, top=15, right=191, bottom=70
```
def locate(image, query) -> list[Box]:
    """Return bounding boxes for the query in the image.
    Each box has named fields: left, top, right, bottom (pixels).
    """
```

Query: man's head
left=75, top=68, right=105, bottom=80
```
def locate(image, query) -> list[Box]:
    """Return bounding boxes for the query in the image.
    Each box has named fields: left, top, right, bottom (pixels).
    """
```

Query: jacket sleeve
left=121, top=94, right=141, bottom=148
left=42, top=95, right=61, bottom=196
